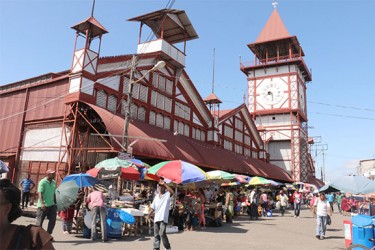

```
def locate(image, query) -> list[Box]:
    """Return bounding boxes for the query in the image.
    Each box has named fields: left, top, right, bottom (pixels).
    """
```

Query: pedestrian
left=0, top=178, right=54, bottom=249
left=293, top=190, right=302, bottom=218
left=336, top=192, right=343, bottom=215
left=249, top=188, right=259, bottom=220
left=225, top=187, right=236, bottom=223
left=148, top=179, right=174, bottom=250
left=58, top=205, right=75, bottom=234
left=197, top=188, right=206, bottom=229
left=314, top=192, right=332, bottom=240
left=279, top=190, right=288, bottom=216
left=19, top=173, right=35, bottom=209
left=36, top=169, right=57, bottom=235
left=86, top=186, right=107, bottom=242
left=327, top=192, right=335, bottom=212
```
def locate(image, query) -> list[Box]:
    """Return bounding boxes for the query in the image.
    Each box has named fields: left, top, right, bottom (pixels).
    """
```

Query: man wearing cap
left=148, top=179, right=174, bottom=250
left=36, top=169, right=57, bottom=235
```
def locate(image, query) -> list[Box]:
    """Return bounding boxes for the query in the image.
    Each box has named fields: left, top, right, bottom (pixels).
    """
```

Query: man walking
left=86, top=186, right=107, bottom=242
left=148, top=179, right=174, bottom=250
left=19, top=173, right=35, bottom=209
left=36, top=169, right=57, bottom=235
left=314, top=192, right=332, bottom=240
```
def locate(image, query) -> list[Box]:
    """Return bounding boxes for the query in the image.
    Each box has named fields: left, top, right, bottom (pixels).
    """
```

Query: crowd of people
left=2, top=168, right=373, bottom=249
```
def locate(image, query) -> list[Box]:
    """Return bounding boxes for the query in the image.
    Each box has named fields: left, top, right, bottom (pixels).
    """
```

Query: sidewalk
left=16, top=206, right=348, bottom=250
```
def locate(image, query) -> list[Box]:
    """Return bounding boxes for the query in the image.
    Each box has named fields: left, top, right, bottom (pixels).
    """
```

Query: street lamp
left=122, top=56, right=166, bottom=153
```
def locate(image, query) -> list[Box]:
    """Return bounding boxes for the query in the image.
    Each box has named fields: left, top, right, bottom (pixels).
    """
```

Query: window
left=96, top=90, right=107, bottom=108
left=108, top=95, right=117, bottom=113
left=149, top=111, right=156, bottom=125
left=138, top=106, right=146, bottom=121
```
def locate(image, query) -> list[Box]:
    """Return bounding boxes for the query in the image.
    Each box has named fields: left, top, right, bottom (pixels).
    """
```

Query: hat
left=46, top=169, right=56, bottom=174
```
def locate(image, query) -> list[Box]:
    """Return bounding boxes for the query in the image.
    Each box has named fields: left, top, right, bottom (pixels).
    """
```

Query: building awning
left=306, top=175, right=325, bottom=187
left=86, top=103, right=293, bottom=182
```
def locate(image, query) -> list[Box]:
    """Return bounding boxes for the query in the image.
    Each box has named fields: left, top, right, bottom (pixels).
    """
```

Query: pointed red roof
left=71, top=16, right=108, bottom=38
left=256, top=9, right=290, bottom=43
left=203, top=93, right=222, bottom=104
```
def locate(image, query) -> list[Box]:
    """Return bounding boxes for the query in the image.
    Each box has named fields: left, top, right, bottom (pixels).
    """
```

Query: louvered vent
left=151, top=91, right=157, bottom=107
left=138, top=106, right=146, bottom=121
left=156, top=113, right=163, bottom=128
left=96, top=90, right=107, bottom=108
left=108, top=95, right=117, bottom=113
left=139, top=85, right=148, bottom=102
left=164, top=97, right=172, bottom=113
left=149, top=111, right=155, bottom=125
left=123, top=77, right=130, bottom=94
left=132, top=83, right=139, bottom=99
left=166, top=79, right=173, bottom=95
left=164, top=116, right=171, bottom=130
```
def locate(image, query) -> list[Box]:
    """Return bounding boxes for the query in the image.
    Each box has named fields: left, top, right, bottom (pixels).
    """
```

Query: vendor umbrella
left=207, top=170, right=235, bottom=181
left=221, top=181, right=241, bottom=187
left=88, top=157, right=140, bottom=180
left=62, top=173, right=99, bottom=188
left=0, top=160, right=9, bottom=174
left=235, top=174, right=252, bottom=183
left=247, top=176, right=272, bottom=186
left=148, top=160, right=208, bottom=184
left=55, top=180, right=80, bottom=211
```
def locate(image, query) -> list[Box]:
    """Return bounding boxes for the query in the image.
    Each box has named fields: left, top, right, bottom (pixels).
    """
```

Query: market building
left=0, top=6, right=321, bottom=186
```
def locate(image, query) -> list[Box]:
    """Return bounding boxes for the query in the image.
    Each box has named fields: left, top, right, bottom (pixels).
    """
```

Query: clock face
left=260, top=83, right=284, bottom=105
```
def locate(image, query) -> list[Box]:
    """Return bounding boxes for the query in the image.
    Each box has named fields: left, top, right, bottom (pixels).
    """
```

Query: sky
left=0, top=0, right=374, bottom=181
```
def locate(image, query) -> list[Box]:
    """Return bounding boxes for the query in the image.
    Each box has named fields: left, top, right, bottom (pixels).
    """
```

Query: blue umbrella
left=62, top=173, right=99, bottom=188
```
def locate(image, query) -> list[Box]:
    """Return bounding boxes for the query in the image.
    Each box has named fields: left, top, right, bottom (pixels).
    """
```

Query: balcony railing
left=137, top=39, right=185, bottom=66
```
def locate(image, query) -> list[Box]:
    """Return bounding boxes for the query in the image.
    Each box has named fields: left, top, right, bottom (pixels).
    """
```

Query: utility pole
left=123, top=55, right=138, bottom=153
left=311, top=143, right=328, bottom=182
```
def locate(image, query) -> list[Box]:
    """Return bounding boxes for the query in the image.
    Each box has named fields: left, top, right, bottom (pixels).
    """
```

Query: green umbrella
left=95, top=157, right=133, bottom=170
left=55, top=180, right=79, bottom=211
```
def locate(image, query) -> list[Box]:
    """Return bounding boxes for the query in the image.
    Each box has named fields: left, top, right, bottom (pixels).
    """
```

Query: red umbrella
left=87, top=166, right=140, bottom=181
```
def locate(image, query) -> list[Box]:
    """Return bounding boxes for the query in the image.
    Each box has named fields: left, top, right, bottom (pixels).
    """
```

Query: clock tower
left=241, top=5, right=312, bottom=182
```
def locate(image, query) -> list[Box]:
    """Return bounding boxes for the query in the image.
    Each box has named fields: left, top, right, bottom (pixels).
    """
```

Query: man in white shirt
left=148, top=179, right=174, bottom=250
left=203, top=187, right=212, bottom=202
left=314, top=192, right=332, bottom=240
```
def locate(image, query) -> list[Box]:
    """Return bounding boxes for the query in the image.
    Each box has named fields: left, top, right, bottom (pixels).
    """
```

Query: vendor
left=86, top=187, right=107, bottom=242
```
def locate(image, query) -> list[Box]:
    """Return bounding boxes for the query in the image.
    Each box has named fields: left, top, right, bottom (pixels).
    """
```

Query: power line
left=308, top=101, right=375, bottom=112
left=310, top=112, right=375, bottom=121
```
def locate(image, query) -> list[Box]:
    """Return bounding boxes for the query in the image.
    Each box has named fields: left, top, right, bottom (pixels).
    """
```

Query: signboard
left=118, top=152, right=131, bottom=160
left=98, top=168, right=121, bottom=180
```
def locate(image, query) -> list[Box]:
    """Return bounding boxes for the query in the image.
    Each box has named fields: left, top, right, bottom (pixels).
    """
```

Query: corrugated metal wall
left=0, top=91, right=26, bottom=153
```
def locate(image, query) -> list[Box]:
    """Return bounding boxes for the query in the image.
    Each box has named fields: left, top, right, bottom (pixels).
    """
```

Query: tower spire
left=272, top=0, right=278, bottom=9
left=91, top=0, right=96, bottom=17
left=212, top=48, right=216, bottom=94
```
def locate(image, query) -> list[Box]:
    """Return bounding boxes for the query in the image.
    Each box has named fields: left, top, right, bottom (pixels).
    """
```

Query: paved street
left=17, top=207, right=347, bottom=250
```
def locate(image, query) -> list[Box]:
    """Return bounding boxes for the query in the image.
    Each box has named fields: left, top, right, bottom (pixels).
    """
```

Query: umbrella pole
left=173, top=185, right=177, bottom=209
left=117, top=176, right=122, bottom=195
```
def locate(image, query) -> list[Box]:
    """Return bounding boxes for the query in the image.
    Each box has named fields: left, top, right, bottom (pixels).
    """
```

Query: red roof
left=256, top=9, right=290, bottom=43
left=87, top=103, right=293, bottom=182
left=306, top=175, right=325, bottom=187
left=203, top=93, right=222, bottom=104
left=71, top=16, right=108, bottom=38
